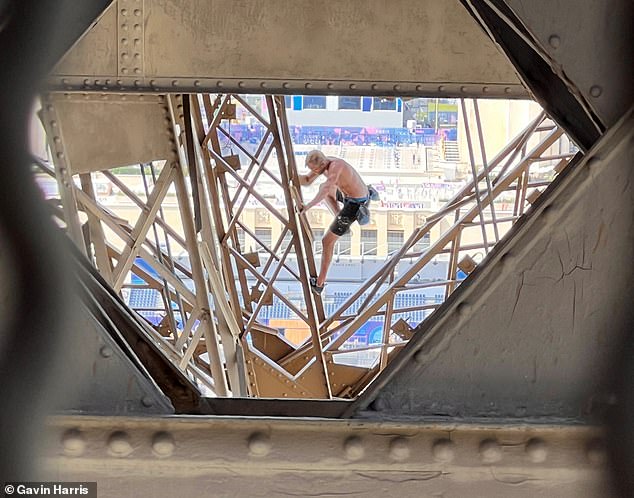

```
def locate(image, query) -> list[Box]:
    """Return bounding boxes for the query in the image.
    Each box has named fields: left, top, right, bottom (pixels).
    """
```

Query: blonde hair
left=306, top=149, right=328, bottom=168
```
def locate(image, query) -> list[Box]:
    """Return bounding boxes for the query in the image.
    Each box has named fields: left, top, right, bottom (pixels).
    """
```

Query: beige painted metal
left=44, top=93, right=174, bottom=173
left=41, top=415, right=611, bottom=497
left=49, top=0, right=527, bottom=97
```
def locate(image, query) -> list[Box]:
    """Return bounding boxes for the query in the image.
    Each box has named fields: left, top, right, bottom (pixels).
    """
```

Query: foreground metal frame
left=42, top=415, right=610, bottom=497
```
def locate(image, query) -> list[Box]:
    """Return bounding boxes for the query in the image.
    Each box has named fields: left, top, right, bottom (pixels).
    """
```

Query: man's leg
left=317, top=230, right=339, bottom=287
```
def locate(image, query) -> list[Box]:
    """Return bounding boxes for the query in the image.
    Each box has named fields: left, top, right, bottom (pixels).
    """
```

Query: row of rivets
left=60, top=429, right=605, bottom=465
left=118, top=0, right=144, bottom=78
left=51, top=77, right=521, bottom=96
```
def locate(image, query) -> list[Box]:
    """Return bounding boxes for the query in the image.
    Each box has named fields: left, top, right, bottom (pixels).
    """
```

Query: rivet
left=95, top=79, right=101, bottom=85
left=349, top=83, right=357, bottom=90
left=589, top=85, right=602, bottom=98
left=482, top=86, right=489, bottom=93
left=438, top=85, right=445, bottom=92
left=413, top=349, right=425, bottom=364
left=108, top=431, right=133, bottom=457
left=344, top=436, right=364, bottom=460
left=150, top=79, right=156, bottom=87
left=100, top=345, right=113, bottom=358
left=134, top=38, right=141, bottom=47
left=304, top=82, right=312, bottom=89
left=548, top=35, right=561, bottom=49
left=194, top=80, right=201, bottom=87
left=499, top=252, right=515, bottom=268
left=389, top=437, right=410, bottom=461
left=479, top=439, right=502, bottom=463
left=121, top=23, right=128, bottom=31
left=414, top=84, right=422, bottom=91
left=134, top=23, right=141, bottom=31
left=504, top=87, right=512, bottom=94
left=105, top=79, right=112, bottom=85
left=121, top=38, right=128, bottom=45
left=61, top=429, right=85, bottom=457
left=83, top=79, right=91, bottom=86
left=134, top=8, right=141, bottom=16
left=120, top=8, right=128, bottom=16
left=457, top=302, right=472, bottom=317
left=217, top=81, right=224, bottom=88
left=586, top=438, right=606, bottom=466
left=53, top=137, right=61, bottom=144
left=460, top=86, right=468, bottom=93
left=541, top=204, right=556, bottom=223
left=525, top=438, right=548, bottom=463
left=327, top=83, right=334, bottom=90
left=134, top=68, right=141, bottom=75
left=56, top=152, right=65, bottom=159
left=238, top=81, right=245, bottom=88
left=432, top=439, right=455, bottom=462
left=261, top=81, right=268, bottom=89
left=121, top=68, right=129, bottom=75
left=172, top=80, right=179, bottom=87
left=141, top=396, right=154, bottom=407
left=134, top=80, right=141, bottom=86
left=371, top=84, right=378, bottom=90
left=371, top=397, right=387, bottom=411
left=152, top=432, right=175, bottom=457
left=248, top=433, right=271, bottom=456
left=117, top=80, right=124, bottom=86
left=393, top=84, right=401, bottom=91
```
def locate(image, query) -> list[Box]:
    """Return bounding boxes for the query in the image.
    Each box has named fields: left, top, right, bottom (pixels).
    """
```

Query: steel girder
left=346, top=107, right=634, bottom=422
left=40, top=415, right=612, bottom=497
left=47, top=0, right=527, bottom=98
left=500, top=0, right=633, bottom=129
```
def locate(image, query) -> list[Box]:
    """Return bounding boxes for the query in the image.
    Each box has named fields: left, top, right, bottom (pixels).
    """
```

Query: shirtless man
left=299, top=150, right=374, bottom=295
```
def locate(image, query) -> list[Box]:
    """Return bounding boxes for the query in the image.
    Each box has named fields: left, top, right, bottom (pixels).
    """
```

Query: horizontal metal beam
left=43, top=415, right=610, bottom=497
left=48, top=0, right=527, bottom=98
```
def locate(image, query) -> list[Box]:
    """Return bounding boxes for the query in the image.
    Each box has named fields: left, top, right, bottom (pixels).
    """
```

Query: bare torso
left=324, top=157, right=368, bottom=198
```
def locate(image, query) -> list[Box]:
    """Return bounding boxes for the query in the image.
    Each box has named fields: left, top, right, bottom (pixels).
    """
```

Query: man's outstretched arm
left=299, top=170, right=319, bottom=186
left=304, top=170, right=340, bottom=210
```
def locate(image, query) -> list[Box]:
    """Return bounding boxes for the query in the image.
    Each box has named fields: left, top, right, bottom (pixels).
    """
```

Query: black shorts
left=329, top=200, right=362, bottom=236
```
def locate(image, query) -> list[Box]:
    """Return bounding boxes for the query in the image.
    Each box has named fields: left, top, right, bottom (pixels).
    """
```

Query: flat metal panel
left=52, top=2, right=119, bottom=78
left=55, top=306, right=174, bottom=415
left=348, top=107, right=634, bottom=421
left=46, top=93, right=174, bottom=173
left=504, top=0, right=633, bottom=127
left=48, top=0, right=527, bottom=97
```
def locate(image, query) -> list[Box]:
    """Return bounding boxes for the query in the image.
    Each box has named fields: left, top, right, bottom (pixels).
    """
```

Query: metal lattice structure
left=35, top=93, right=574, bottom=399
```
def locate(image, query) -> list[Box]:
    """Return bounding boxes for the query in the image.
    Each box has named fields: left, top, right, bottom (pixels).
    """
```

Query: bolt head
left=548, top=35, right=561, bottom=49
